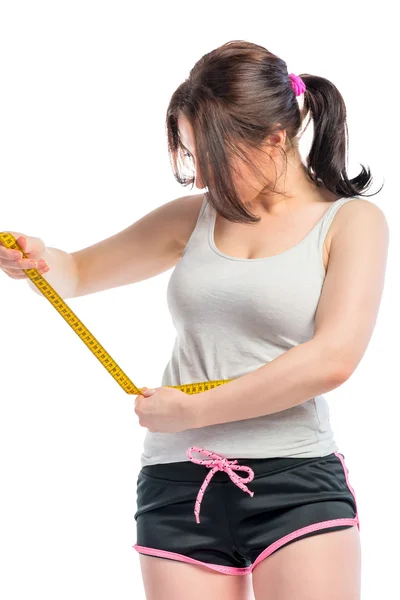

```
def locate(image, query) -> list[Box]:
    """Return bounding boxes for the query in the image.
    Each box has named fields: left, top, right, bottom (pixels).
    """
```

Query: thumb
left=15, top=234, right=46, bottom=259
left=16, top=235, right=27, bottom=250
left=143, top=388, right=156, bottom=396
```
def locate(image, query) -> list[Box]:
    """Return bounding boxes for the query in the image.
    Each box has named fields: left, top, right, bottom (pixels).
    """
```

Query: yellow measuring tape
left=0, top=232, right=232, bottom=396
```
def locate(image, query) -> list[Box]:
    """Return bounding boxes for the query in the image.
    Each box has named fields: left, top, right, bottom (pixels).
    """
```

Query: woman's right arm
left=16, top=193, right=204, bottom=299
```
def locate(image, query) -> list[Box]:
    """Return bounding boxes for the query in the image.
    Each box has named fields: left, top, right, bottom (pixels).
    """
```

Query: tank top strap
left=317, top=196, right=360, bottom=252
left=181, top=195, right=209, bottom=258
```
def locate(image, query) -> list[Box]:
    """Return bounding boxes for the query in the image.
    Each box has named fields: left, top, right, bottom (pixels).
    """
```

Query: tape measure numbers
left=0, top=232, right=232, bottom=395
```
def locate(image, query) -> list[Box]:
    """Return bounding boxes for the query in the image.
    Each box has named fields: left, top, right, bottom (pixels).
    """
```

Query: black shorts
left=132, top=447, right=360, bottom=576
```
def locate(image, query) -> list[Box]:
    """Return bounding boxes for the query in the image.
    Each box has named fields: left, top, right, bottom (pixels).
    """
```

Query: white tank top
left=140, top=195, right=360, bottom=466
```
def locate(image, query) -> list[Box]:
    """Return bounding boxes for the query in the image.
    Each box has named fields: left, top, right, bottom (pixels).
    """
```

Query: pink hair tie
left=289, top=73, right=306, bottom=96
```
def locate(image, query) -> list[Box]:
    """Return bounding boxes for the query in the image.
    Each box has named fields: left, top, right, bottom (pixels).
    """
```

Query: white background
left=0, top=1, right=398, bottom=598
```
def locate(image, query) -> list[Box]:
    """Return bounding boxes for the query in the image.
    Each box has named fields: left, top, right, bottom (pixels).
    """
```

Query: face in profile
left=177, top=113, right=286, bottom=208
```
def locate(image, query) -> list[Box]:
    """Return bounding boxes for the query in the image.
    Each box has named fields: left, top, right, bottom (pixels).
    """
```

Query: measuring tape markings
left=0, top=231, right=232, bottom=396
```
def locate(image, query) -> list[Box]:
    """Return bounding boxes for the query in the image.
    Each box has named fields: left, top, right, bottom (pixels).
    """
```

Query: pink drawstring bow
left=186, top=446, right=255, bottom=524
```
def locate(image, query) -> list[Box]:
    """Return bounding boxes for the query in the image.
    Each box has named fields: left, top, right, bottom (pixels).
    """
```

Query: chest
left=212, top=204, right=336, bottom=271
left=169, top=237, right=325, bottom=346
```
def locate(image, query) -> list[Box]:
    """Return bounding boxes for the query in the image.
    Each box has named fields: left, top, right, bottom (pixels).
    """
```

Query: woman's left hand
left=133, top=386, right=196, bottom=433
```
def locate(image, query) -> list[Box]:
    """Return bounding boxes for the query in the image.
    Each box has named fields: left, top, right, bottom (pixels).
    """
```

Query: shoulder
left=176, top=193, right=205, bottom=221
left=328, top=197, right=389, bottom=251
left=173, top=193, right=206, bottom=254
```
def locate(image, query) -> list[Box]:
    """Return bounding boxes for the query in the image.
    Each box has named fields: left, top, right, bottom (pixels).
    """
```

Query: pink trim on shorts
left=132, top=517, right=359, bottom=575
left=334, top=451, right=361, bottom=532
left=133, top=449, right=360, bottom=575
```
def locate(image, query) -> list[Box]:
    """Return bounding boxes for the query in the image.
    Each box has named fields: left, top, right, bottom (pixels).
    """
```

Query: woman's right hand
left=0, top=232, right=50, bottom=280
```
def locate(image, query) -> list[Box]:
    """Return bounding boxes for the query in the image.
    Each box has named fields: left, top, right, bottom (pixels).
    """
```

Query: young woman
left=0, top=40, right=389, bottom=599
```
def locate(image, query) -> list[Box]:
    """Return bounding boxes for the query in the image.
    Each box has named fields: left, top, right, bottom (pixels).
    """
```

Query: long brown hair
left=165, top=40, right=382, bottom=224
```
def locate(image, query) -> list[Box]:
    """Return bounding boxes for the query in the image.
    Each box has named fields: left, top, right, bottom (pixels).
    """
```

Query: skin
left=177, top=113, right=343, bottom=272
left=177, top=113, right=342, bottom=214
left=1, top=112, right=379, bottom=600
left=137, top=115, right=373, bottom=599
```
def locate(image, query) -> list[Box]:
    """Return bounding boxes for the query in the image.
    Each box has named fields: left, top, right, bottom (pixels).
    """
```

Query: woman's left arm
left=193, top=200, right=390, bottom=429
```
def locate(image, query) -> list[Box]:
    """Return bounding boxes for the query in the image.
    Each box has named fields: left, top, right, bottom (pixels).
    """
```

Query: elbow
left=329, top=363, right=354, bottom=386
left=327, top=352, right=357, bottom=385
left=315, top=341, right=356, bottom=386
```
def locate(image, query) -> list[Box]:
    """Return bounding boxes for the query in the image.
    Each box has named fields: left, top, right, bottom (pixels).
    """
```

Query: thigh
left=252, top=525, right=361, bottom=600
left=139, top=554, right=254, bottom=600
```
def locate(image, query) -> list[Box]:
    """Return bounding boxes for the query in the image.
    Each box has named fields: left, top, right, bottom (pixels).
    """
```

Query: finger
left=1, top=265, right=49, bottom=278
left=0, top=257, right=47, bottom=271
left=0, top=245, right=22, bottom=260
